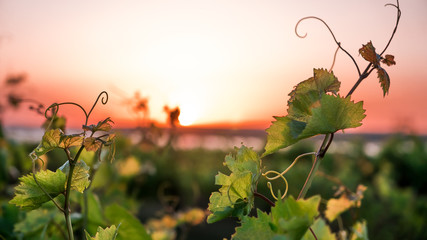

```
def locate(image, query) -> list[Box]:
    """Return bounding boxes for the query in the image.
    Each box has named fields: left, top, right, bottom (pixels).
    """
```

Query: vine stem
left=64, top=159, right=76, bottom=240
left=297, top=133, right=333, bottom=200
left=63, top=146, right=85, bottom=240
left=254, top=192, right=275, bottom=207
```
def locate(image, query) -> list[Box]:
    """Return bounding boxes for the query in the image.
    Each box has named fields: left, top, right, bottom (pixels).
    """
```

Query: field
left=1, top=127, right=426, bottom=239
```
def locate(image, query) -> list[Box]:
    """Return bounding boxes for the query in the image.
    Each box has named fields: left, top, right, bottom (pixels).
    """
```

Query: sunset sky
left=1, top=0, right=426, bottom=133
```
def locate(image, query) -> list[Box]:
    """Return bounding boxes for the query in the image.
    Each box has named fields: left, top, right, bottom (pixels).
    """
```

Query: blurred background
left=0, top=0, right=426, bottom=239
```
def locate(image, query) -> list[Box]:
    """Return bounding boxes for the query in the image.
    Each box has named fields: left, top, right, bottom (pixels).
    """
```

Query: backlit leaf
left=288, top=69, right=340, bottom=122
left=60, top=134, right=84, bottom=149
left=30, top=129, right=62, bottom=159
left=377, top=67, right=390, bottom=96
left=350, top=221, right=369, bottom=240
left=381, top=54, right=396, bottom=66
left=359, top=41, right=379, bottom=65
left=263, top=69, right=366, bottom=156
left=207, top=146, right=261, bottom=223
left=59, top=160, right=90, bottom=193
left=325, top=196, right=352, bottom=222
left=9, top=169, right=66, bottom=210
left=299, top=94, right=366, bottom=138
left=325, top=184, right=367, bottom=222
left=263, top=116, right=299, bottom=157
left=264, top=94, right=365, bottom=156
left=83, top=117, right=114, bottom=132
left=84, top=137, right=102, bottom=152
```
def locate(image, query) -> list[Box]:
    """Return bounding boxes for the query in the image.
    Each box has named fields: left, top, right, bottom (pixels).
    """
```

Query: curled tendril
left=87, top=91, right=108, bottom=120
left=380, top=0, right=401, bottom=55
left=43, top=91, right=109, bottom=128
left=295, top=16, right=361, bottom=76
left=262, top=152, right=316, bottom=200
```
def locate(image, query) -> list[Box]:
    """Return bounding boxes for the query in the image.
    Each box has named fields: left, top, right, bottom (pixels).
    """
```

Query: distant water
left=4, top=127, right=267, bottom=151
left=5, top=126, right=421, bottom=156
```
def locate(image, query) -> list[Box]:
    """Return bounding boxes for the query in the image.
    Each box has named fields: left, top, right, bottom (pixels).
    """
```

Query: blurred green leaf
left=85, top=225, right=119, bottom=240
left=104, top=204, right=151, bottom=240
left=351, top=221, right=369, bottom=240
left=302, top=218, right=336, bottom=240
left=82, top=191, right=106, bottom=235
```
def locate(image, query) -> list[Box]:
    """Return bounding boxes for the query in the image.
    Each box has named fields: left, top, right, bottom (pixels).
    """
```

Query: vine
left=10, top=91, right=118, bottom=240
left=207, top=1, right=400, bottom=239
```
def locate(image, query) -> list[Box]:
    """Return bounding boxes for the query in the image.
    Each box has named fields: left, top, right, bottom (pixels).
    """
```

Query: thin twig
left=295, top=16, right=361, bottom=76
left=309, top=227, right=318, bottom=240
left=254, top=192, right=275, bottom=207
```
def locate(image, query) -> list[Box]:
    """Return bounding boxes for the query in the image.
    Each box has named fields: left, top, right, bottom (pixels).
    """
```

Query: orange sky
left=1, top=0, right=426, bottom=133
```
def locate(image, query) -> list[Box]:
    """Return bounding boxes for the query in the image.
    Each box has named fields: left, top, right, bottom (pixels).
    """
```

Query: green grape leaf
left=359, top=41, right=380, bottom=65
left=377, top=67, right=390, bottom=96
left=298, top=94, right=366, bottom=138
left=271, top=195, right=320, bottom=239
left=59, top=160, right=90, bottom=193
left=83, top=117, right=114, bottom=132
left=381, top=54, right=396, bottom=66
left=30, top=129, right=84, bottom=160
left=232, top=209, right=275, bottom=240
left=207, top=146, right=261, bottom=223
left=84, top=137, right=103, bottom=152
left=350, top=221, right=369, bottom=240
left=81, top=191, right=106, bottom=235
left=302, top=218, right=336, bottom=240
left=14, top=207, right=59, bottom=236
left=30, top=129, right=62, bottom=159
left=325, top=185, right=367, bottom=222
left=288, top=69, right=340, bottom=122
left=9, top=169, right=66, bottom=210
left=85, top=225, right=120, bottom=240
left=262, top=69, right=365, bottom=156
left=231, top=196, right=321, bottom=240
left=263, top=117, right=299, bottom=157
left=104, top=204, right=151, bottom=240
left=264, top=94, right=365, bottom=156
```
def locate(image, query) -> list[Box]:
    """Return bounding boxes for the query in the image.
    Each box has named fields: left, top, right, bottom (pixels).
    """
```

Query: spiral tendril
left=263, top=152, right=316, bottom=200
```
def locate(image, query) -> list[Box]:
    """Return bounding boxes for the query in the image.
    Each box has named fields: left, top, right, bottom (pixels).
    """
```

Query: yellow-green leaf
left=85, top=225, right=119, bottom=240
left=59, top=160, right=91, bottom=193
left=9, top=169, right=66, bottom=210
left=207, top=146, right=261, bottom=223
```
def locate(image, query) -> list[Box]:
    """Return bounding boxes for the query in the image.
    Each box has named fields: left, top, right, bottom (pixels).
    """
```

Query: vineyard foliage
left=1, top=1, right=425, bottom=240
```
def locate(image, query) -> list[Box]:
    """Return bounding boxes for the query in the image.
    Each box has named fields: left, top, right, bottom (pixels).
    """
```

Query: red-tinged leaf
left=83, top=117, right=114, bottom=133
left=60, top=134, right=84, bottom=148
left=381, top=54, right=396, bottom=66
left=359, top=41, right=380, bottom=65
left=377, top=67, right=390, bottom=96
left=84, top=137, right=102, bottom=152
